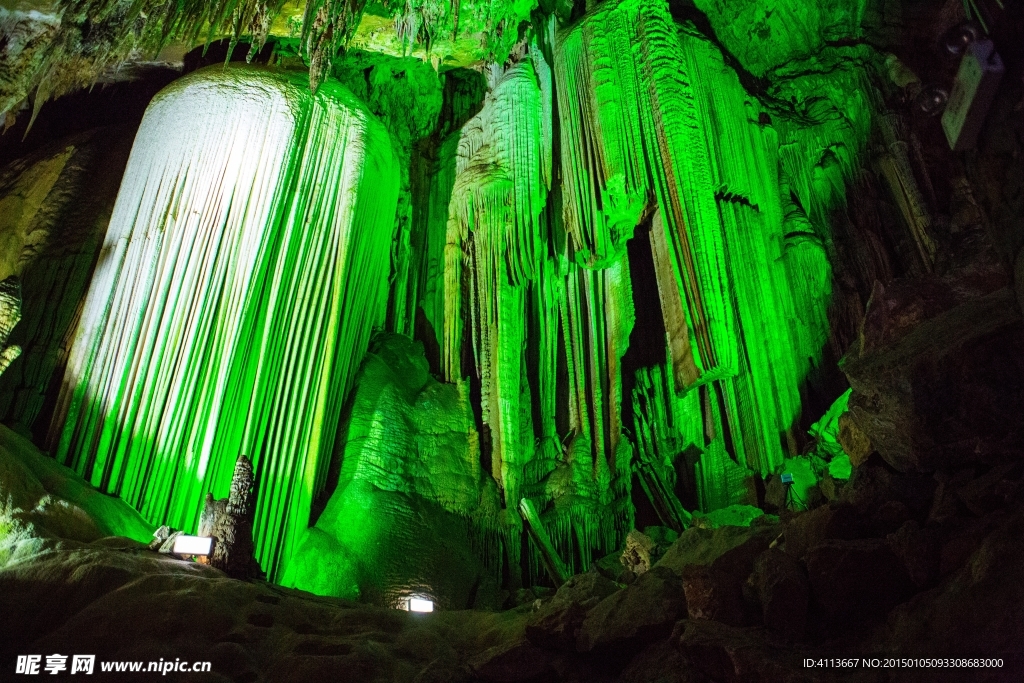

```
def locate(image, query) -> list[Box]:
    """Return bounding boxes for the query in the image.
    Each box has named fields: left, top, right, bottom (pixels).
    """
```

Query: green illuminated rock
left=557, top=0, right=871, bottom=512
left=438, top=47, right=635, bottom=579
left=24, top=0, right=885, bottom=600
left=50, top=64, right=400, bottom=581
left=0, top=423, right=152, bottom=568
left=283, top=333, right=503, bottom=607
left=691, top=0, right=875, bottom=78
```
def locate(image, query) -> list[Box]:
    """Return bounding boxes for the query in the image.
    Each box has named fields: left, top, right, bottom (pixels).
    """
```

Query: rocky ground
left=2, top=415, right=1023, bottom=683
left=1, top=0, right=1022, bottom=680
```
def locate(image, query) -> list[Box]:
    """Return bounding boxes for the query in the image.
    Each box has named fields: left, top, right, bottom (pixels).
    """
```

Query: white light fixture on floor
left=172, top=535, right=213, bottom=556
left=408, top=598, right=434, bottom=613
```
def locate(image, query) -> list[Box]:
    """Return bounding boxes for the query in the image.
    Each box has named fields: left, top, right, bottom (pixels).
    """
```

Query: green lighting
left=50, top=65, right=400, bottom=580
left=41, top=0, right=880, bottom=596
left=555, top=0, right=871, bottom=511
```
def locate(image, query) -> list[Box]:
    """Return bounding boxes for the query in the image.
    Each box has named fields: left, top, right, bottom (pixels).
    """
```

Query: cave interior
left=0, top=0, right=1023, bottom=679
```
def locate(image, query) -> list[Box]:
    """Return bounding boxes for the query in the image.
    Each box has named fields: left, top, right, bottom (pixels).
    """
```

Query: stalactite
left=677, top=27, right=813, bottom=476
left=560, top=0, right=873, bottom=509
left=445, top=56, right=550, bottom=508
left=555, top=0, right=735, bottom=385
left=417, top=134, right=461, bottom=351
left=49, top=65, right=400, bottom=580
left=440, top=47, right=635, bottom=578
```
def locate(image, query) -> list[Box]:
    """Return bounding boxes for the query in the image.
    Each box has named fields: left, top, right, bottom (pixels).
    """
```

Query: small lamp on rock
left=407, top=597, right=434, bottom=613
left=172, top=535, right=214, bottom=557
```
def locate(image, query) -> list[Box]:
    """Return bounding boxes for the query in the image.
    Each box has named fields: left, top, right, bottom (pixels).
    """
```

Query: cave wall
left=1, top=0, right=1020, bottom=605
left=0, top=127, right=136, bottom=438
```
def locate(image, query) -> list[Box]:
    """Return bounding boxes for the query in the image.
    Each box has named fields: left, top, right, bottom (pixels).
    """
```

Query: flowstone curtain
left=555, top=0, right=735, bottom=390
left=556, top=0, right=869, bottom=506
left=441, top=54, right=634, bottom=576
left=49, top=65, right=400, bottom=579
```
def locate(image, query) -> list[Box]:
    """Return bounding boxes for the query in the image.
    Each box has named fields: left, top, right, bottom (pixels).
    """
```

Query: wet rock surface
left=842, top=280, right=1024, bottom=473
left=748, top=548, right=810, bottom=641
left=804, top=538, right=916, bottom=625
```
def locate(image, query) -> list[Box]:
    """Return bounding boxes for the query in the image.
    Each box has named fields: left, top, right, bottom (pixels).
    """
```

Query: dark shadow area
left=0, top=68, right=180, bottom=168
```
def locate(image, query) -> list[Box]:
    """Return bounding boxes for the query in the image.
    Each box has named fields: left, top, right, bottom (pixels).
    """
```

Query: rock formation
left=200, top=455, right=259, bottom=579
left=47, top=65, right=400, bottom=582
left=0, top=0, right=1022, bottom=678
left=0, top=277, right=22, bottom=378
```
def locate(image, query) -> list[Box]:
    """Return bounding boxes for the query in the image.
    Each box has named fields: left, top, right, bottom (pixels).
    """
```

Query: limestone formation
left=619, top=529, right=657, bottom=577
left=49, top=65, right=400, bottom=582
left=282, top=333, right=503, bottom=608
left=201, top=455, right=258, bottom=579
left=0, top=277, right=22, bottom=378
left=0, top=0, right=1022, bottom=676
left=0, top=128, right=137, bottom=433
left=843, top=274, right=1024, bottom=472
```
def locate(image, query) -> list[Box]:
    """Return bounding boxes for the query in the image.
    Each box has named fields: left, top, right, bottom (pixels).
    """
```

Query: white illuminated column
left=50, top=64, right=401, bottom=581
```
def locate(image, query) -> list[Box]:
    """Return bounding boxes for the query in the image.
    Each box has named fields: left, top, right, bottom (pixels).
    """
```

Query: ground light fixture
left=407, top=597, right=434, bottom=613
left=172, top=535, right=214, bottom=557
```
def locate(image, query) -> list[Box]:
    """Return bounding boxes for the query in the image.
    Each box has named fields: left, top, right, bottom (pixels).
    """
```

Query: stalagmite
left=49, top=65, right=400, bottom=580
left=202, top=455, right=258, bottom=579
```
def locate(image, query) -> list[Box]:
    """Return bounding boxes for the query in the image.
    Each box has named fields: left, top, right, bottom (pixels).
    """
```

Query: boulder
left=681, top=564, right=745, bottom=627
left=926, top=480, right=962, bottom=526
left=842, top=280, right=1024, bottom=472
left=885, top=521, right=940, bottom=588
left=936, top=514, right=1003, bottom=578
left=576, top=566, right=686, bottom=656
left=954, top=462, right=1021, bottom=517
left=764, top=475, right=788, bottom=514
left=817, top=474, right=842, bottom=503
left=872, top=508, right=1024, bottom=681
left=620, top=529, right=658, bottom=576
left=675, top=620, right=823, bottom=683
left=618, top=637, right=707, bottom=683
left=467, top=638, right=555, bottom=683
left=838, top=464, right=935, bottom=532
left=782, top=504, right=862, bottom=561
left=1016, top=248, right=1024, bottom=314
left=656, top=524, right=774, bottom=584
left=525, top=571, right=619, bottom=651
left=644, top=526, right=680, bottom=548
left=748, top=549, right=809, bottom=641
left=804, top=538, right=915, bottom=624
left=837, top=413, right=872, bottom=467
left=591, top=550, right=625, bottom=581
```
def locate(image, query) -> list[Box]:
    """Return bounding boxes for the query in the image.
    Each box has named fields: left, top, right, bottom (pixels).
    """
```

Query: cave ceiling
left=0, top=0, right=896, bottom=124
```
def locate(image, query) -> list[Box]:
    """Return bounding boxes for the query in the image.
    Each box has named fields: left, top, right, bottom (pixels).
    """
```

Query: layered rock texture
left=0, top=0, right=1023, bottom=677
left=50, top=65, right=400, bottom=582
left=0, top=125, right=137, bottom=435
left=283, top=333, right=504, bottom=608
